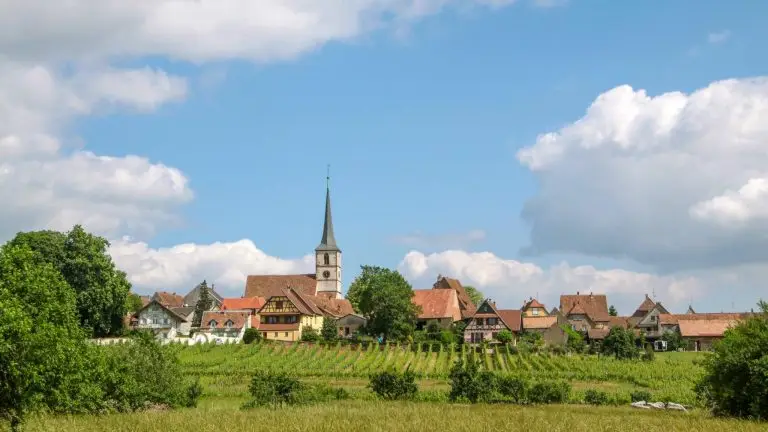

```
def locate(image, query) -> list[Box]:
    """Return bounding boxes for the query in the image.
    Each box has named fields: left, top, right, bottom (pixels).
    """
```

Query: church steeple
left=315, top=166, right=342, bottom=299
left=316, top=181, right=339, bottom=252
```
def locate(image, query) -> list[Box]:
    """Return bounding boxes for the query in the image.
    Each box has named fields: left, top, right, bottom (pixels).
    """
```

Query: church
left=242, top=180, right=352, bottom=318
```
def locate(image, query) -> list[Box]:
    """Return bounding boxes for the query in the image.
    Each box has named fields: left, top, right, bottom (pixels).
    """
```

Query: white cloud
left=708, top=30, right=731, bottom=44
left=109, top=237, right=314, bottom=296
left=517, top=77, right=768, bottom=270
left=399, top=250, right=701, bottom=313
left=391, top=229, right=486, bottom=249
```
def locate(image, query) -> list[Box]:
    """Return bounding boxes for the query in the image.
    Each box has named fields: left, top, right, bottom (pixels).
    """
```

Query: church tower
left=315, top=174, right=342, bottom=299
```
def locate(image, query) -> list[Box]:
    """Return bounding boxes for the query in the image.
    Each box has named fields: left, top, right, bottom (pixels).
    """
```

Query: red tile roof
left=413, top=289, right=461, bottom=321
left=560, top=293, right=610, bottom=322
left=497, top=309, right=522, bottom=332
left=678, top=319, right=738, bottom=337
left=434, top=276, right=477, bottom=319
left=660, top=313, right=753, bottom=326
left=632, top=295, right=656, bottom=318
left=201, top=311, right=249, bottom=330
left=587, top=328, right=610, bottom=340
left=523, top=298, right=546, bottom=310
left=307, top=294, right=354, bottom=318
left=608, top=316, right=631, bottom=329
left=152, top=291, right=184, bottom=308
left=523, top=316, right=558, bottom=330
left=244, top=274, right=317, bottom=298
left=221, top=297, right=265, bottom=311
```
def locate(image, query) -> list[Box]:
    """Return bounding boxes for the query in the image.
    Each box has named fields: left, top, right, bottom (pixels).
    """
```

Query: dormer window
left=226, top=320, right=234, bottom=329
left=209, top=320, right=217, bottom=329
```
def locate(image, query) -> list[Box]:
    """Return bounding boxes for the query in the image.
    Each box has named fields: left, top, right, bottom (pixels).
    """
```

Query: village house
left=133, top=299, right=191, bottom=339
left=431, top=275, right=477, bottom=319
left=257, top=288, right=325, bottom=341
left=631, top=297, right=671, bottom=340
left=658, top=312, right=753, bottom=351
left=412, top=288, right=462, bottom=330
left=464, top=299, right=522, bottom=344
left=200, top=310, right=250, bottom=339
left=560, top=292, right=611, bottom=333
left=221, top=297, right=265, bottom=331
left=522, top=310, right=569, bottom=345
left=337, top=313, right=367, bottom=338
left=521, top=298, right=549, bottom=317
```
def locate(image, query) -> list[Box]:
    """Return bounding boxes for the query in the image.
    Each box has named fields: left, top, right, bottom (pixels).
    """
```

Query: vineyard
left=176, top=342, right=705, bottom=404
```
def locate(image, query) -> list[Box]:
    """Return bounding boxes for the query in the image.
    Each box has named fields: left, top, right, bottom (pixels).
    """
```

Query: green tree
left=301, top=326, right=320, bottom=342
left=243, top=328, right=262, bottom=344
left=125, top=293, right=144, bottom=314
left=0, top=245, right=98, bottom=431
left=660, top=330, right=683, bottom=351
left=495, top=329, right=514, bottom=344
left=562, top=325, right=585, bottom=352
left=6, top=226, right=131, bottom=337
left=463, top=285, right=484, bottom=306
left=192, top=280, right=213, bottom=328
left=608, top=305, right=618, bottom=316
left=321, top=316, right=338, bottom=342
left=346, top=266, right=420, bottom=342
left=696, top=301, right=768, bottom=419
left=601, top=326, right=638, bottom=360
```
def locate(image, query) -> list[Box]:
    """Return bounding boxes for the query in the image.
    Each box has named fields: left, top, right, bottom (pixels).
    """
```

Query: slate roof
left=560, top=293, right=610, bottom=322
left=244, top=274, right=317, bottom=298
left=522, top=315, right=557, bottom=330
left=183, top=283, right=223, bottom=307
left=221, top=297, right=266, bottom=311
left=201, top=311, right=249, bottom=330
left=413, top=289, right=461, bottom=321
left=152, top=291, right=185, bottom=308
left=316, top=186, right=340, bottom=252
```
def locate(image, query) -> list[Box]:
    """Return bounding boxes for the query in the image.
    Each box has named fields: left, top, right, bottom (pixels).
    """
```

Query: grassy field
left=21, top=344, right=738, bottom=432
left=175, top=342, right=704, bottom=405
left=24, top=401, right=768, bottom=432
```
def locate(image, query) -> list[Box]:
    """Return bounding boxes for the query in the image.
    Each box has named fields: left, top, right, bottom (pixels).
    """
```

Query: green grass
left=24, top=400, right=768, bottom=432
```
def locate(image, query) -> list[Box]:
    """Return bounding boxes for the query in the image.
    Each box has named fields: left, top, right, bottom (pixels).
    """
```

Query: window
left=163, top=318, right=169, bottom=324
left=226, top=320, right=233, bottom=329
left=475, top=318, right=483, bottom=326
left=209, top=320, right=217, bottom=329
left=651, top=315, right=657, bottom=322
left=262, top=332, right=267, bottom=338
left=324, top=253, right=330, bottom=265
left=488, top=318, right=497, bottom=325
left=284, top=332, right=289, bottom=337
left=345, top=327, right=350, bottom=336
left=288, top=315, right=297, bottom=323
left=276, top=301, right=283, bottom=309
left=274, top=332, right=278, bottom=337
left=532, top=309, right=540, bottom=316
left=266, top=316, right=277, bottom=324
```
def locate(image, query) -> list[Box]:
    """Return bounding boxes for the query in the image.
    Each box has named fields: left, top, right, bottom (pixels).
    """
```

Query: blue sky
left=4, top=0, right=768, bottom=313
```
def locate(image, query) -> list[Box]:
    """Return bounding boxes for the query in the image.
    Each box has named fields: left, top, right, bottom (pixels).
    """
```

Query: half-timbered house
left=258, top=288, right=324, bottom=341
left=463, top=299, right=522, bottom=344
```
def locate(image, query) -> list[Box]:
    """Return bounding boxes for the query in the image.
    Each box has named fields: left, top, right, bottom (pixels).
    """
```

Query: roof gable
left=560, top=293, right=610, bottom=322
left=632, top=294, right=656, bottom=318
left=433, top=276, right=477, bottom=318
left=137, top=300, right=189, bottom=322
left=183, top=283, right=223, bottom=307
left=522, top=298, right=546, bottom=311
left=413, top=289, right=461, bottom=321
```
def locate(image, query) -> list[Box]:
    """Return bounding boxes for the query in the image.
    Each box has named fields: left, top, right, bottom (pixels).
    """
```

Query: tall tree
left=0, top=245, right=97, bottom=430
left=321, top=316, right=338, bottom=342
left=192, top=280, right=213, bottom=328
left=125, top=293, right=144, bottom=314
left=601, top=326, right=637, bottom=360
left=6, top=226, right=131, bottom=337
left=463, top=286, right=484, bottom=306
left=608, top=305, right=618, bottom=316
left=347, top=266, right=419, bottom=342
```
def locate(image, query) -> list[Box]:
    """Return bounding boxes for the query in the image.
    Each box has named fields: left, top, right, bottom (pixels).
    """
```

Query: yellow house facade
left=258, top=288, right=325, bottom=342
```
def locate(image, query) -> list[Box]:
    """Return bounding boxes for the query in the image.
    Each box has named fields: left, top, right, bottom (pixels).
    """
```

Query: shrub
left=584, top=389, right=610, bottom=405
left=696, top=302, right=768, bottom=419
left=321, top=316, right=338, bottom=342
left=631, top=390, right=652, bottom=402
left=448, top=357, right=497, bottom=403
left=300, top=326, right=320, bottom=342
left=641, top=344, right=655, bottom=362
left=549, top=345, right=567, bottom=356
left=246, top=370, right=304, bottom=407
left=185, top=379, right=203, bottom=408
left=369, top=369, right=418, bottom=400
left=528, top=381, right=571, bottom=404
left=242, top=328, right=261, bottom=344
left=497, top=375, right=528, bottom=404
left=495, top=330, right=514, bottom=344
left=601, top=327, right=638, bottom=360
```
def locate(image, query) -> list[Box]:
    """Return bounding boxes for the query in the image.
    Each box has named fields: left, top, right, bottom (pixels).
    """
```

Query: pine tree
left=192, top=280, right=212, bottom=328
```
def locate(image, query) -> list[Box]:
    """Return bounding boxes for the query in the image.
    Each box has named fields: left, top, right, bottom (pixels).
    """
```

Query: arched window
left=323, top=253, right=330, bottom=265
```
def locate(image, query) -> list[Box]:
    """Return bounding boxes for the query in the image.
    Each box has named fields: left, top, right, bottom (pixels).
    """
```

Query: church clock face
left=323, top=270, right=331, bottom=279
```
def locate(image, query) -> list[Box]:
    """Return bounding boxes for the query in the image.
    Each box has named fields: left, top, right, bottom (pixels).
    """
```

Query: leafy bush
left=660, top=330, right=683, bottom=351
left=369, top=369, right=418, bottom=400
left=300, top=326, right=320, bottom=342
left=696, top=302, right=768, bottom=419
left=186, top=379, right=203, bottom=408
left=562, top=325, right=585, bottom=353
left=549, top=345, right=567, bottom=356
left=448, top=357, right=497, bottom=403
left=242, top=328, right=261, bottom=344
left=527, top=381, right=571, bottom=404
left=321, top=316, right=338, bottom=342
left=631, top=390, right=652, bottom=402
left=641, top=344, right=655, bottom=362
left=601, top=327, right=638, bottom=360
left=246, top=370, right=304, bottom=407
left=584, top=389, right=610, bottom=405
left=497, top=375, right=528, bottom=404
left=495, top=330, right=514, bottom=344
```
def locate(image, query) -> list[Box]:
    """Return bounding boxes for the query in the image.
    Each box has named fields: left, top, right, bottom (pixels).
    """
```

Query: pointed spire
left=317, top=166, right=340, bottom=252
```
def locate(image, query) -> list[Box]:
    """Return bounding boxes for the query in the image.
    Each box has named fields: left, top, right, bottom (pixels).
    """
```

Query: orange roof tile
left=152, top=291, right=184, bottom=308
left=522, top=316, right=557, bottom=330
left=678, top=319, right=738, bottom=337
left=201, top=311, right=249, bottom=330
left=660, top=313, right=753, bottom=326
left=523, top=298, right=546, bottom=310
left=221, top=297, right=265, bottom=311
left=433, top=276, right=477, bottom=318
left=632, top=294, right=656, bottom=318
left=497, top=309, right=522, bottom=332
left=413, top=289, right=461, bottom=321
left=560, top=293, right=610, bottom=322
left=307, top=294, right=354, bottom=318
left=244, top=274, right=317, bottom=298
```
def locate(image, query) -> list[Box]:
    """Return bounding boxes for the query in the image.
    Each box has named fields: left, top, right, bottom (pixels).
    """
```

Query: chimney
left=576, top=291, right=580, bottom=295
